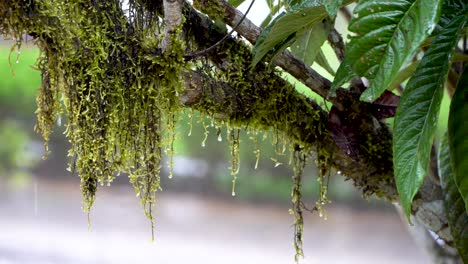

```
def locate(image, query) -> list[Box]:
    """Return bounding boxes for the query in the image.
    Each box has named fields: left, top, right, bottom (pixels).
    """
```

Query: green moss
left=193, top=0, right=225, bottom=21
left=228, top=127, right=240, bottom=196
left=291, top=147, right=307, bottom=262
left=0, top=0, right=188, bottom=232
left=1, top=0, right=338, bottom=257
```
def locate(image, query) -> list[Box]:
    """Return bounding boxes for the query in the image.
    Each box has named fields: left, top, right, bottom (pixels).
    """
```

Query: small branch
left=185, top=0, right=255, bottom=59
left=339, top=6, right=352, bottom=22
left=211, top=0, right=334, bottom=100
left=327, top=23, right=346, bottom=62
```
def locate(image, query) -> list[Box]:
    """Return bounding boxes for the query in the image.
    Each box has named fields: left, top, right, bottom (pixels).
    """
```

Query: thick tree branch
left=0, top=0, right=456, bottom=250
left=179, top=2, right=455, bottom=246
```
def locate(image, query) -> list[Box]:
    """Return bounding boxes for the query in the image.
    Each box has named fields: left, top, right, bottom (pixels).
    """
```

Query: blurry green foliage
left=0, top=119, right=39, bottom=186
left=0, top=46, right=41, bottom=115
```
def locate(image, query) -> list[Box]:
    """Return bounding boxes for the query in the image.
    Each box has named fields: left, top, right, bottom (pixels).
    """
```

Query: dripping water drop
left=217, top=134, right=222, bottom=142
left=232, top=191, right=236, bottom=197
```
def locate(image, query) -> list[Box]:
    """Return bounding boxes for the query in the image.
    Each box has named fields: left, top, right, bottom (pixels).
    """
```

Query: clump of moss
left=0, top=0, right=187, bottom=234
left=193, top=0, right=225, bottom=21
left=1, top=0, right=335, bottom=258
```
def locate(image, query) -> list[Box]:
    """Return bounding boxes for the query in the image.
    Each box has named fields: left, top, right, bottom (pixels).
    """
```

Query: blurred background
left=0, top=2, right=438, bottom=264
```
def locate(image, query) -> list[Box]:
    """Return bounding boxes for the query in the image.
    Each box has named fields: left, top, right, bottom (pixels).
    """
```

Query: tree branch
left=208, top=0, right=333, bottom=100
left=162, top=0, right=183, bottom=52
left=0, top=0, right=456, bottom=250
left=179, top=2, right=455, bottom=246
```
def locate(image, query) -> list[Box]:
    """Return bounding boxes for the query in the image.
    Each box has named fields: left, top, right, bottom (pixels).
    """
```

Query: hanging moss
left=291, top=146, right=307, bottom=262
left=228, top=127, right=240, bottom=196
left=1, top=0, right=339, bottom=259
left=0, top=0, right=188, bottom=233
left=316, top=146, right=331, bottom=218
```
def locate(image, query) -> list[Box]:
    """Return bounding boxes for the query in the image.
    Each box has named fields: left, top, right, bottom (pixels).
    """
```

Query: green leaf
left=438, top=134, right=468, bottom=262
left=329, top=59, right=356, bottom=97
left=324, top=0, right=344, bottom=18
left=228, top=0, right=246, bottom=8
left=448, top=65, right=468, bottom=214
left=344, top=0, right=442, bottom=102
left=315, top=49, right=336, bottom=76
left=387, top=60, right=419, bottom=91
left=251, top=3, right=328, bottom=68
left=260, top=13, right=273, bottom=29
left=290, top=20, right=330, bottom=66
left=393, top=12, right=468, bottom=219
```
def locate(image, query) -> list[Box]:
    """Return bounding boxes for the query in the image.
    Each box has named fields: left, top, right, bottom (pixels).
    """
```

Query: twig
left=208, top=0, right=333, bottom=100
left=186, top=0, right=256, bottom=59
left=327, top=23, right=346, bottom=62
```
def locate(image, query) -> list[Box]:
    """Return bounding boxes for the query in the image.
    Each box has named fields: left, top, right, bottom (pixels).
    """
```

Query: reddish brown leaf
left=327, top=107, right=360, bottom=161
left=369, top=90, right=400, bottom=120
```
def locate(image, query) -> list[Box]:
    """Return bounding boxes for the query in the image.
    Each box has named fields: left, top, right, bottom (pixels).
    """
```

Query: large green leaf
left=251, top=2, right=328, bottom=67
left=393, top=12, right=467, bottom=219
left=290, top=20, right=330, bottom=66
left=438, top=134, right=468, bottom=262
left=344, top=0, right=442, bottom=102
left=449, top=65, right=468, bottom=214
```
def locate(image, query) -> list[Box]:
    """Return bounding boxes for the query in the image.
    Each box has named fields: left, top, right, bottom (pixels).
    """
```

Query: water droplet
left=201, top=142, right=205, bottom=148
left=168, top=174, right=173, bottom=179
left=321, top=201, right=325, bottom=205
left=346, top=150, right=351, bottom=155
left=337, top=170, right=342, bottom=175
left=217, top=134, right=222, bottom=142
left=319, top=212, right=323, bottom=217
left=15, top=60, right=19, bottom=64
left=232, top=191, right=236, bottom=196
